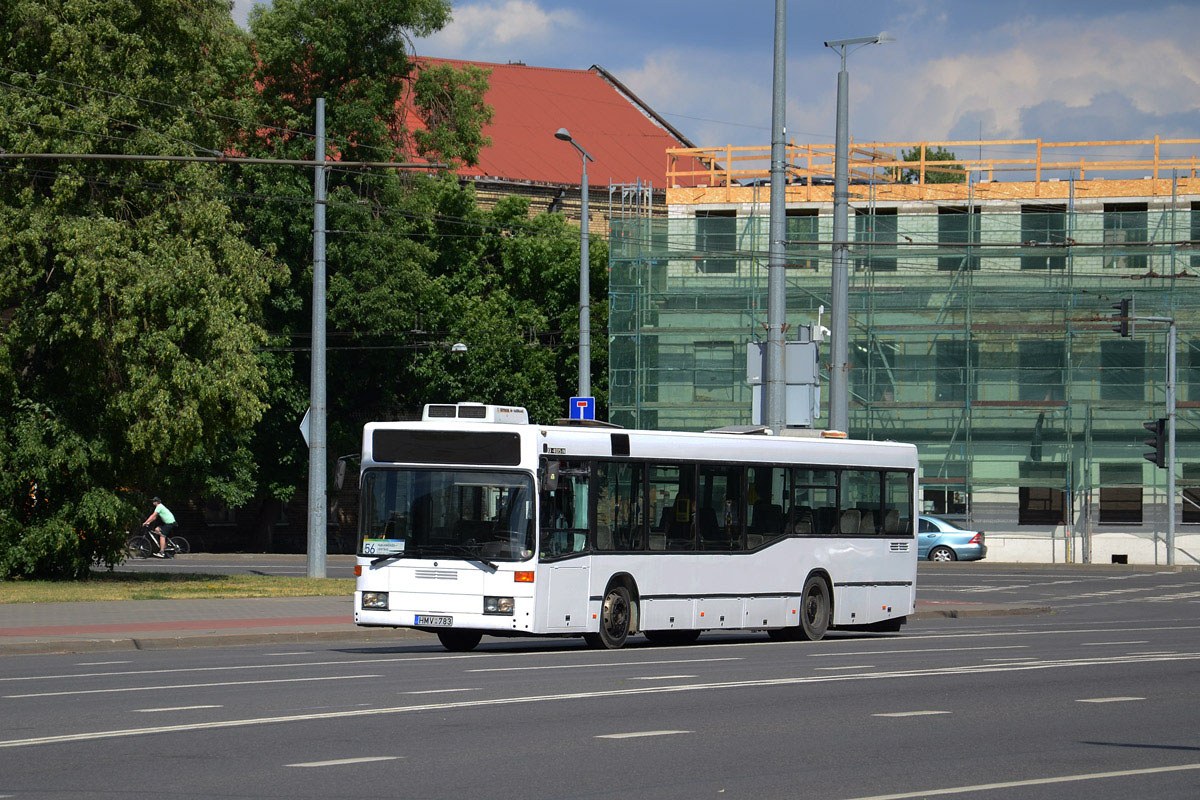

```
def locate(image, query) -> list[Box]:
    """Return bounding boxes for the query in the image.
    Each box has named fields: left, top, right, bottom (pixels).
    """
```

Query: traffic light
left=1111, top=297, right=1133, bottom=337
left=1143, top=418, right=1166, bottom=468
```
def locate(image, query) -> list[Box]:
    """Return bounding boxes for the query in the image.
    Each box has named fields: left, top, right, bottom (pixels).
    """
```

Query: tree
left=0, top=0, right=281, bottom=577
left=897, top=145, right=966, bottom=184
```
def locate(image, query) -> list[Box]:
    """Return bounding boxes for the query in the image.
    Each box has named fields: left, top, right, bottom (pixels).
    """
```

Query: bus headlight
left=361, top=591, right=389, bottom=610
left=484, top=596, right=514, bottom=615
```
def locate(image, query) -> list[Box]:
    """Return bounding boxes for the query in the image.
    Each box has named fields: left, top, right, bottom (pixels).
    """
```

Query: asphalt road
left=3, top=564, right=1198, bottom=799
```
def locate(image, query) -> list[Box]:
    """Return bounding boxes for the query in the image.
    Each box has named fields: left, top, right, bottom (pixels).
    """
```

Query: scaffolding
left=608, top=161, right=1200, bottom=563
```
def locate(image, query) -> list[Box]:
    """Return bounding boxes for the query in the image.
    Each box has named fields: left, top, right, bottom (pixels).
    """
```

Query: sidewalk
left=0, top=595, right=1049, bottom=657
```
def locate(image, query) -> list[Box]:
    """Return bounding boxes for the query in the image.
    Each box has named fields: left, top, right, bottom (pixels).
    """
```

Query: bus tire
left=644, top=629, right=700, bottom=646
left=585, top=585, right=632, bottom=649
left=798, top=574, right=831, bottom=641
left=437, top=630, right=483, bottom=652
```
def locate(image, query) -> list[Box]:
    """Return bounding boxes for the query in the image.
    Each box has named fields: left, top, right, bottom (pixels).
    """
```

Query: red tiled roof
left=414, top=58, right=695, bottom=187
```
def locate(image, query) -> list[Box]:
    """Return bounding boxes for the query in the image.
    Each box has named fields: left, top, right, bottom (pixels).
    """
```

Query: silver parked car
left=917, top=515, right=986, bottom=562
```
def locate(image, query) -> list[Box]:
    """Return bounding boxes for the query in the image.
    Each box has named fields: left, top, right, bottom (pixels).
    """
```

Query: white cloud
left=420, top=0, right=585, bottom=62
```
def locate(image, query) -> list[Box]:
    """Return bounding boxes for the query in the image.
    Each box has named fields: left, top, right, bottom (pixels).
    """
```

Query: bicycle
left=125, top=526, right=190, bottom=559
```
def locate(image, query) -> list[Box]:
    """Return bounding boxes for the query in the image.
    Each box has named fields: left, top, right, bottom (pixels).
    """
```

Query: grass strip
left=0, top=572, right=354, bottom=604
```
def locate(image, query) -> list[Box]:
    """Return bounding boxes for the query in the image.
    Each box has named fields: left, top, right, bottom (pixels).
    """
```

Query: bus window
left=649, top=464, right=696, bottom=551
left=596, top=461, right=645, bottom=551
left=539, top=459, right=591, bottom=558
left=791, top=468, right=837, bottom=535
left=840, top=469, right=883, bottom=535
left=698, top=465, right=744, bottom=550
left=747, top=466, right=788, bottom=548
left=883, top=471, right=914, bottom=535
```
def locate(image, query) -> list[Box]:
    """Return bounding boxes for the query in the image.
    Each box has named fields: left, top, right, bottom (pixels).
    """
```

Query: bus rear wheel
left=798, top=575, right=831, bottom=641
left=584, top=585, right=632, bottom=649
left=437, top=630, right=482, bottom=652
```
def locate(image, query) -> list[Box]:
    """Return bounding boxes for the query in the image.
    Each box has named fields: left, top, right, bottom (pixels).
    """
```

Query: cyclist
left=143, top=497, right=177, bottom=558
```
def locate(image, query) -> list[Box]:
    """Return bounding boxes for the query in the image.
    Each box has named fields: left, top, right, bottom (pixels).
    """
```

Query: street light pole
left=765, top=0, right=787, bottom=434
left=824, top=33, right=892, bottom=434
left=555, top=128, right=595, bottom=399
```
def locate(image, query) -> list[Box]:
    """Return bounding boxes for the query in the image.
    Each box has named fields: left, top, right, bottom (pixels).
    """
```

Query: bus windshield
left=359, top=468, right=535, bottom=561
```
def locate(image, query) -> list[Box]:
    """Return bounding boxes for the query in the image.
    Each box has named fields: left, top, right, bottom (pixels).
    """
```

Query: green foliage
left=898, top=145, right=966, bottom=184
left=0, top=0, right=281, bottom=577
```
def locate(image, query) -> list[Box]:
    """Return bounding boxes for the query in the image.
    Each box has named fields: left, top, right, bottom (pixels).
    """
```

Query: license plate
left=415, top=615, right=453, bottom=627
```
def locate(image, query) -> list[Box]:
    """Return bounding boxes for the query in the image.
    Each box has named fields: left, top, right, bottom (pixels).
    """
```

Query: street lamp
left=554, top=127, right=595, bottom=399
left=824, top=32, right=893, bottom=434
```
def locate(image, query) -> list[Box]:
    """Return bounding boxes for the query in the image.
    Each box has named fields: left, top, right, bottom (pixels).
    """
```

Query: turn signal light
left=822, top=430, right=848, bottom=439
left=514, top=571, right=534, bottom=582
left=354, top=565, right=362, bottom=577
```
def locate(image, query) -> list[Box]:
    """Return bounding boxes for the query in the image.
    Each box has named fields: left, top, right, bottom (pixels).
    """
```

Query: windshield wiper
left=436, top=544, right=498, bottom=571
left=369, top=551, right=410, bottom=566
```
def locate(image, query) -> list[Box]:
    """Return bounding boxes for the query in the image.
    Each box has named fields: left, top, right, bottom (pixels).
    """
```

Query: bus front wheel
left=584, top=585, right=632, bottom=649
left=437, top=630, right=482, bottom=652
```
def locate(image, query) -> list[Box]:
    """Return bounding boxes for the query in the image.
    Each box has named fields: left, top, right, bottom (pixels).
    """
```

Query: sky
left=234, top=0, right=1200, bottom=152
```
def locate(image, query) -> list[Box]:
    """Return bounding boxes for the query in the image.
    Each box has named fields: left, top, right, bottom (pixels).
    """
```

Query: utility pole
left=307, top=98, right=328, bottom=579
left=765, top=0, right=787, bottom=433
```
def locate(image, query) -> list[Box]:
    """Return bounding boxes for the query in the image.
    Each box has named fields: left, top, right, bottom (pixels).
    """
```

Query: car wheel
left=929, top=546, right=957, bottom=562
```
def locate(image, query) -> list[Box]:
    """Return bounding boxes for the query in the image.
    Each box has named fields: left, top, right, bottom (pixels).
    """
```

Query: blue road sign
left=569, top=396, right=595, bottom=420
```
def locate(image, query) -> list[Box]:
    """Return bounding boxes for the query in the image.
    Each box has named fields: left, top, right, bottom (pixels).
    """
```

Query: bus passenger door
left=543, top=564, right=590, bottom=631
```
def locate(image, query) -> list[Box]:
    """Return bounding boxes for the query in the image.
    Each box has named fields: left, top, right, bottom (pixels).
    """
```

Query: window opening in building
left=1018, top=462, right=1067, bottom=525
left=693, top=341, right=736, bottom=403
left=695, top=210, right=737, bottom=274
left=1099, top=463, right=1143, bottom=524
left=785, top=209, right=820, bottom=271
left=938, top=206, right=980, bottom=271
left=855, top=208, right=897, bottom=272
left=1018, top=339, right=1066, bottom=402
left=851, top=338, right=898, bottom=402
left=1183, top=464, right=1200, bottom=525
left=1100, top=339, right=1146, bottom=402
left=1103, top=203, right=1148, bottom=270
left=1020, top=205, right=1066, bottom=270
left=934, top=339, right=977, bottom=403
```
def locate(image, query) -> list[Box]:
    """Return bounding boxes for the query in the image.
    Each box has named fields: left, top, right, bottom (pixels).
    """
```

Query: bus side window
left=793, top=468, right=837, bottom=536
left=883, top=471, right=913, bottom=535
left=840, top=469, right=883, bottom=535
left=539, top=459, right=591, bottom=557
left=747, top=466, right=788, bottom=549
left=595, top=460, right=645, bottom=552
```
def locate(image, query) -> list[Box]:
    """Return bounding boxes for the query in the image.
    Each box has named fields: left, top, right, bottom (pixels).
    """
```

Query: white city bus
left=354, top=403, right=918, bottom=651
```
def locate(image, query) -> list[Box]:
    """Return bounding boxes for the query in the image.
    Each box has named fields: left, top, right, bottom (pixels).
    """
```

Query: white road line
left=75, top=661, right=132, bottom=666
left=873, top=711, right=950, bottom=718
left=810, top=645, right=1028, bottom=657
left=816, top=665, right=876, bottom=671
left=629, top=675, right=697, bottom=681
left=286, top=756, right=400, bottom=767
left=401, top=688, right=482, bottom=695
left=6, top=625, right=1200, bottom=686
left=271, top=652, right=313, bottom=656
left=6, top=674, right=382, bottom=699
left=5, top=651, right=1196, bottom=750
left=596, top=730, right=691, bottom=739
left=982, top=657, right=1037, bottom=662
left=134, top=705, right=222, bottom=713
left=467, top=657, right=741, bottom=673
left=837, top=761, right=1200, bottom=800
left=1076, top=696, right=1145, bottom=703
left=1081, top=641, right=1148, bottom=646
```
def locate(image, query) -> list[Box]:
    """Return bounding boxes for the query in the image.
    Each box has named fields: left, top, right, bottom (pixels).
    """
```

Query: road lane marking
left=816, top=665, right=875, bottom=671
left=401, top=688, right=482, bottom=695
left=467, top=657, right=741, bottom=673
left=810, top=646, right=1028, bottom=657
left=596, top=730, right=691, bottom=739
left=286, top=756, right=400, bottom=767
left=1081, top=641, right=1148, bottom=646
left=75, top=661, right=132, bottom=666
left=134, top=705, right=222, bottom=713
left=7, top=626, right=1200, bottom=685
left=5, top=674, right=382, bottom=699
left=837, top=761, right=1200, bottom=800
left=873, top=711, right=950, bottom=718
left=4, top=651, right=1197, bottom=750
left=629, top=675, right=697, bottom=681
left=1076, top=696, right=1145, bottom=703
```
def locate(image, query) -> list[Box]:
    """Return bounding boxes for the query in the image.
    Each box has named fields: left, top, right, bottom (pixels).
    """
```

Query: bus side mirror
left=334, top=453, right=359, bottom=491
left=541, top=461, right=560, bottom=492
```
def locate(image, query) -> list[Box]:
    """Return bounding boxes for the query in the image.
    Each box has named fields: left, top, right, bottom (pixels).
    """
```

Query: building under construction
left=607, top=137, right=1200, bottom=564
